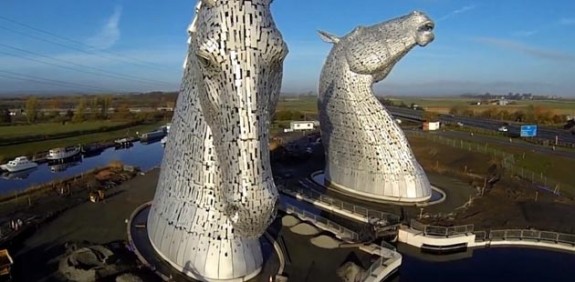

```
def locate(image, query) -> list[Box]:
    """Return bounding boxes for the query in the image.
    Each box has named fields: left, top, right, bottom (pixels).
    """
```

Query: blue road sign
left=520, top=125, right=538, bottom=137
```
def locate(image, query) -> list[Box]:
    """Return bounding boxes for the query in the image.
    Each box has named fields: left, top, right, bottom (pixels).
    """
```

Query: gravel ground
left=12, top=169, right=160, bottom=282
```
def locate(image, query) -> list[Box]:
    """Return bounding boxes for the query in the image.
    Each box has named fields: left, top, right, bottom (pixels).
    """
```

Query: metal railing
left=360, top=241, right=400, bottom=281
left=362, top=256, right=385, bottom=281
left=283, top=203, right=360, bottom=242
left=279, top=179, right=400, bottom=225
left=410, top=219, right=474, bottom=237
left=484, top=229, right=575, bottom=245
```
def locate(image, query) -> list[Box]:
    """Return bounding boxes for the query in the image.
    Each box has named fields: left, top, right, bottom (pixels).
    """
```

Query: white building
left=290, top=120, right=315, bottom=131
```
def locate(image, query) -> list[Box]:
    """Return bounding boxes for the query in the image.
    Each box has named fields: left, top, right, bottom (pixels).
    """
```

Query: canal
left=0, top=141, right=165, bottom=195
left=393, top=243, right=575, bottom=281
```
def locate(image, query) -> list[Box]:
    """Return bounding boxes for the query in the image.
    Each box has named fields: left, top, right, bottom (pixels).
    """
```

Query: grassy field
left=389, top=97, right=575, bottom=115
left=0, top=121, right=130, bottom=139
left=277, top=96, right=575, bottom=117
left=407, top=133, right=575, bottom=196
left=276, top=96, right=318, bottom=113
left=0, top=121, right=164, bottom=161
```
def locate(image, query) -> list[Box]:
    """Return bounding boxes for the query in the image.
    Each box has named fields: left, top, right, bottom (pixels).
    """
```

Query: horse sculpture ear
left=318, top=30, right=340, bottom=44
left=201, top=0, right=216, bottom=7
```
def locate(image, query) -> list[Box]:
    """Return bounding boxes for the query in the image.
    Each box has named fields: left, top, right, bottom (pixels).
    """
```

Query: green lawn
left=411, top=133, right=575, bottom=195
left=0, top=121, right=129, bottom=139
left=276, top=97, right=318, bottom=113
left=0, top=121, right=164, bottom=161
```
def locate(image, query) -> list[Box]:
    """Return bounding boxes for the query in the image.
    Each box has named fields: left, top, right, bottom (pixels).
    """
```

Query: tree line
left=1, top=95, right=175, bottom=125
left=449, top=104, right=567, bottom=124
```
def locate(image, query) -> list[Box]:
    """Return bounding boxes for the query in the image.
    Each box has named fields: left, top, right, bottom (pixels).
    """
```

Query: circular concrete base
left=281, top=215, right=301, bottom=227
left=310, top=235, right=341, bottom=249
left=127, top=203, right=282, bottom=282
left=290, top=222, right=321, bottom=236
left=311, top=171, right=446, bottom=207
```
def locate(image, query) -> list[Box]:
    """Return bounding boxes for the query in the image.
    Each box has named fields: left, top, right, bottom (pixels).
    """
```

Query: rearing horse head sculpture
left=189, top=0, right=288, bottom=238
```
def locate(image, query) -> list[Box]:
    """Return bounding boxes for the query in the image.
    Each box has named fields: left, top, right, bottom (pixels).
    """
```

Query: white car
left=498, top=126, right=508, bottom=132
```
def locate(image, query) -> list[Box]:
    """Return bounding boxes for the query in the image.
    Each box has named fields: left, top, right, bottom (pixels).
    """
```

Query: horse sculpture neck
left=317, top=11, right=434, bottom=203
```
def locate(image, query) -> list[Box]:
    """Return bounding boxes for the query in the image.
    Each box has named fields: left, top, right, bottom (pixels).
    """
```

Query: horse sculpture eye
left=196, top=50, right=220, bottom=73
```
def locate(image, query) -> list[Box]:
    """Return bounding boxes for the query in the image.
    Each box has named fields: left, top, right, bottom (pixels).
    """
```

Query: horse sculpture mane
left=147, top=0, right=287, bottom=280
left=317, top=11, right=435, bottom=203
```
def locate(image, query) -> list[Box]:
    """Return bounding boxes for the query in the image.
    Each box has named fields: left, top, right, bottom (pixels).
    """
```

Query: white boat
left=0, top=156, right=38, bottom=172
left=46, top=146, right=81, bottom=161
left=161, top=136, right=168, bottom=146
left=1, top=167, right=37, bottom=180
left=114, top=137, right=135, bottom=144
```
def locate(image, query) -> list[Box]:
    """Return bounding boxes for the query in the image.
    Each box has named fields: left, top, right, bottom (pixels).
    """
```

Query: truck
left=423, top=121, right=440, bottom=131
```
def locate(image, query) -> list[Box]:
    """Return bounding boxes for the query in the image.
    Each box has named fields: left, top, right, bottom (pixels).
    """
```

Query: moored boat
left=0, top=156, right=38, bottom=172
left=140, top=130, right=166, bottom=142
left=1, top=167, right=37, bottom=180
left=46, top=146, right=81, bottom=161
left=114, top=137, right=136, bottom=145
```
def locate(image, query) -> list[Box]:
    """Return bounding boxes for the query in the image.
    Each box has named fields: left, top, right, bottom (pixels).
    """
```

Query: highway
left=387, top=106, right=575, bottom=145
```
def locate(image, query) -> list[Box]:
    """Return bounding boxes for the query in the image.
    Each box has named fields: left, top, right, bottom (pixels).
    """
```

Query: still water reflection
left=0, top=141, right=165, bottom=195
left=393, top=244, right=575, bottom=282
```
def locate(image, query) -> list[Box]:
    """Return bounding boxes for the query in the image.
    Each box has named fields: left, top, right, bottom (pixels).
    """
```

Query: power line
left=0, top=42, right=174, bottom=87
left=0, top=70, right=114, bottom=92
left=0, top=15, right=173, bottom=71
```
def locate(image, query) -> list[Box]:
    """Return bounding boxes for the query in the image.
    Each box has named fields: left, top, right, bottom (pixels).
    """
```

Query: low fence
left=284, top=203, right=360, bottom=242
left=410, top=219, right=474, bottom=237
left=407, top=130, right=514, bottom=161
left=474, top=229, right=575, bottom=246
left=407, top=131, right=573, bottom=196
left=282, top=180, right=400, bottom=224
left=503, top=166, right=569, bottom=195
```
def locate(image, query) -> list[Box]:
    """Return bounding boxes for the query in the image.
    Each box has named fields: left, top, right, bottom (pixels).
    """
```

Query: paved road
left=388, top=106, right=575, bottom=145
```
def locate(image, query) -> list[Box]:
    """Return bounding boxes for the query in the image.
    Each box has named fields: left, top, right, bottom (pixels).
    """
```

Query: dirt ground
left=10, top=169, right=160, bottom=281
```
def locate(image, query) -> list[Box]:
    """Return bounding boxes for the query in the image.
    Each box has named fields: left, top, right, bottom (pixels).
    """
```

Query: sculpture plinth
left=146, top=0, right=287, bottom=280
left=317, top=11, right=435, bottom=203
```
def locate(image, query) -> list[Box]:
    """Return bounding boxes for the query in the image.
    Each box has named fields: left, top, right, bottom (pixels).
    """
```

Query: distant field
left=388, top=97, right=575, bottom=115
left=276, top=96, right=318, bottom=113
left=0, top=121, right=129, bottom=139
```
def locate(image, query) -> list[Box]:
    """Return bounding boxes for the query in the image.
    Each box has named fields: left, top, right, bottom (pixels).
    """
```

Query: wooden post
left=535, top=192, right=539, bottom=202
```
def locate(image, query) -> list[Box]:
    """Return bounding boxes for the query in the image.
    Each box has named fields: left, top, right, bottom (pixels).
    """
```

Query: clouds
left=513, top=17, right=575, bottom=37
left=474, top=37, right=575, bottom=62
left=439, top=4, right=477, bottom=21
left=86, top=6, right=122, bottom=50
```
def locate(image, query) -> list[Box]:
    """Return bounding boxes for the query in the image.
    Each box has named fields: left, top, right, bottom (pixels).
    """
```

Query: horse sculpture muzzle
left=192, top=0, right=288, bottom=238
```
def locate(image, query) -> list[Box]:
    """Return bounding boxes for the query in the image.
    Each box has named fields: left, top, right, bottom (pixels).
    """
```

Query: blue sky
left=0, top=0, right=574, bottom=96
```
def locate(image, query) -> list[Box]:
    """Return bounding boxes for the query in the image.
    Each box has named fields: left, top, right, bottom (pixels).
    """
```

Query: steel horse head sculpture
left=147, top=0, right=288, bottom=280
left=317, top=11, right=435, bottom=203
